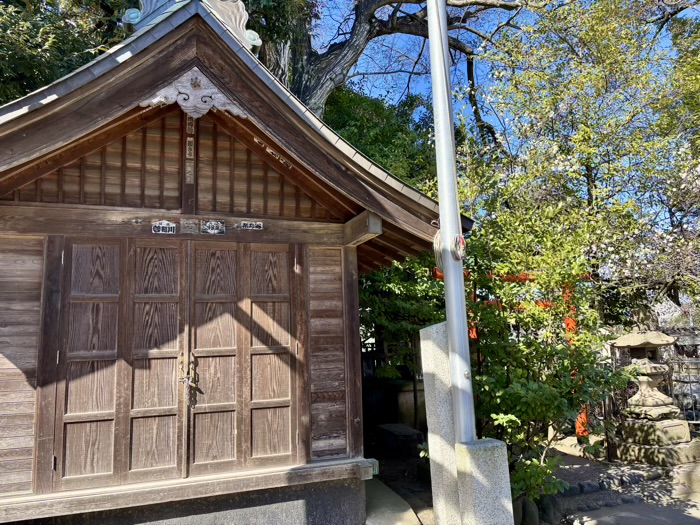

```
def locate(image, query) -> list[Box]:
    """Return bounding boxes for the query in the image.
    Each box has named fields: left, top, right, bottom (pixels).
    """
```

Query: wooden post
left=343, top=246, right=363, bottom=457
left=34, top=236, right=65, bottom=494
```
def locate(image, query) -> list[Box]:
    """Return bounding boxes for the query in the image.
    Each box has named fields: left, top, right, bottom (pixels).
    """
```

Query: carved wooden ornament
left=204, top=0, right=262, bottom=49
left=123, top=0, right=262, bottom=51
left=139, top=67, right=249, bottom=119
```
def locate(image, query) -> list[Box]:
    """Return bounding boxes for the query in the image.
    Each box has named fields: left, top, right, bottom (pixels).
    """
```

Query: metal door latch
left=179, top=375, right=197, bottom=406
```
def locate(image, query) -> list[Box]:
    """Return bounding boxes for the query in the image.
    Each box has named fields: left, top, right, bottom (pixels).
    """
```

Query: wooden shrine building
left=0, top=1, right=463, bottom=522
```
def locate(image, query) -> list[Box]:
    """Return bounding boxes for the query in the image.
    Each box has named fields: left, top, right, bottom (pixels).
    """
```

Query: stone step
left=563, top=475, right=683, bottom=524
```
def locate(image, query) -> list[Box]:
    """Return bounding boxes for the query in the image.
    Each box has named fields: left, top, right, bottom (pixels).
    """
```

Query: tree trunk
left=259, top=40, right=291, bottom=87
left=295, top=16, right=377, bottom=117
left=257, top=5, right=378, bottom=118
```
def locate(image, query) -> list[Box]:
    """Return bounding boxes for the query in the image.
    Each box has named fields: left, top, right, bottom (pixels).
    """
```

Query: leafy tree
left=460, top=163, right=629, bottom=499
left=480, top=0, right=697, bottom=315
left=323, top=85, right=436, bottom=186
left=418, top=0, right=691, bottom=498
left=359, top=253, right=445, bottom=380
left=0, top=0, right=127, bottom=104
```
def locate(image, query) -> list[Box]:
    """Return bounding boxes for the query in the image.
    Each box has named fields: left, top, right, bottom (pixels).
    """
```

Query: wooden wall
left=2, top=115, right=182, bottom=209
left=0, top=236, right=44, bottom=495
left=197, top=118, right=331, bottom=220
left=308, top=247, right=348, bottom=458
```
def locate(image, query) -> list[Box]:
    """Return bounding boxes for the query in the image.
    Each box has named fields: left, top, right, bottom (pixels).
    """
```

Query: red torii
left=432, top=268, right=588, bottom=436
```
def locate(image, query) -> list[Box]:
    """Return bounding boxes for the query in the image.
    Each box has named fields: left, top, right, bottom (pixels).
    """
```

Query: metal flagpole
left=426, top=0, right=477, bottom=444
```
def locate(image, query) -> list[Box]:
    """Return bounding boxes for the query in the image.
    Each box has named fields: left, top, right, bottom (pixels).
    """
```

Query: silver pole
left=426, top=0, right=477, bottom=443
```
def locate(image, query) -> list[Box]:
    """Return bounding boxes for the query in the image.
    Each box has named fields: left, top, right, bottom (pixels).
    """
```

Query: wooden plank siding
left=197, top=117, right=332, bottom=220
left=0, top=236, right=45, bottom=496
left=308, top=247, right=348, bottom=458
left=1, top=114, right=182, bottom=210
left=1, top=111, right=338, bottom=223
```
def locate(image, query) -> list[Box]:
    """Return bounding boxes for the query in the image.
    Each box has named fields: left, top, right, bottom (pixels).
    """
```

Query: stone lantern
left=612, top=331, right=700, bottom=465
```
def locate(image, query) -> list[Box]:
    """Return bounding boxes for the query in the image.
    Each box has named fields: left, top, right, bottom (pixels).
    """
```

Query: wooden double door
left=52, top=238, right=299, bottom=490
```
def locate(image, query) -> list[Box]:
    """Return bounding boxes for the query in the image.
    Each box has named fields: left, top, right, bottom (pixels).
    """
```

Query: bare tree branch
left=466, top=56, right=500, bottom=148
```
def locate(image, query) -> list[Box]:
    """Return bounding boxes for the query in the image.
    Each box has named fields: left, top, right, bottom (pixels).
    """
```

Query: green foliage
left=509, top=457, right=567, bottom=499
left=461, top=172, right=630, bottom=498
left=0, top=0, right=127, bottom=105
left=324, top=86, right=436, bottom=187
left=665, top=17, right=700, bottom=153
left=452, top=0, right=661, bottom=497
left=246, top=0, right=318, bottom=44
left=482, top=0, right=698, bottom=304
left=417, top=441, right=429, bottom=459
left=359, top=253, right=445, bottom=378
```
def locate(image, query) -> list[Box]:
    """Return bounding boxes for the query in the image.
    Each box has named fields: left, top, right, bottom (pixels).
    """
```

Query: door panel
left=53, top=239, right=302, bottom=490
left=245, top=244, right=297, bottom=468
left=127, top=240, right=184, bottom=483
left=54, top=240, right=123, bottom=491
left=188, top=242, right=240, bottom=475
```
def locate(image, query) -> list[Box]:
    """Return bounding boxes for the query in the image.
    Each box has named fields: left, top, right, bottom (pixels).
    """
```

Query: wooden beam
left=357, top=260, right=378, bottom=274
left=295, top=244, right=311, bottom=464
left=0, top=205, right=345, bottom=245
left=33, top=236, right=64, bottom=495
left=343, top=211, right=382, bottom=247
left=381, top=222, right=431, bottom=252
left=357, top=242, right=400, bottom=266
left=371, top=236, right=414, bottom=259
left=0, top=459, right=373, bottom=523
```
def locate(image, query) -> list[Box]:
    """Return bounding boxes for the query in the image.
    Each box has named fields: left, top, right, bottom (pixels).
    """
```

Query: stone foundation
left=620, top=419, right=691, bottom=446
left=616, top=440, right=700, bottom=466
left=22, top=479, right=366, bottom=525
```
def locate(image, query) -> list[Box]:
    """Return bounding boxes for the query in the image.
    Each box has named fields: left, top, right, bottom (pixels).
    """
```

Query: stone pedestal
left=456, top=439, right=514, bottom=525
left=420, top=323, right=514, bottom=525
left=616, top=440, right=700, bottom=466
left=620, top=419, right=690, bottom=446
left=420, top=322, right=461, bottom=525
left=619, top=358, right=700, bottom=466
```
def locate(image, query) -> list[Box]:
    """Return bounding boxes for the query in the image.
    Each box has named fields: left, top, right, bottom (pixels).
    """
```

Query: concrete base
left=616, top=440, right=700, bottom=466
left=420, top=322, right=514, bottom=525
left=620, top=419, right=691, bottom=446
left=365, top=479, right=421, bottom=525
left=23, top=479, right=366, bottom=525
left=456, top=439, right=514, bottom=525
left=420, top=322, right=461, bottom=525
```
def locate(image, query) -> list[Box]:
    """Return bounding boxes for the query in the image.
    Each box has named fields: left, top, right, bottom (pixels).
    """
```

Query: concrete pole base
left=421, top=322, right=514, bottom=525
left=456, top=438, right=514, bottom=525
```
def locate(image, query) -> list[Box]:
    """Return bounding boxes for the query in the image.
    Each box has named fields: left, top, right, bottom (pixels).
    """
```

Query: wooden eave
left=0, top=2, right=473, bottom=271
